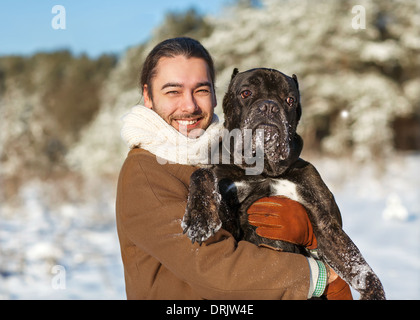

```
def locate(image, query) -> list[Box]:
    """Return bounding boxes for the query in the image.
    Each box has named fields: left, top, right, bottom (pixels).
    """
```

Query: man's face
left=143, top=55, right=217, bottom=136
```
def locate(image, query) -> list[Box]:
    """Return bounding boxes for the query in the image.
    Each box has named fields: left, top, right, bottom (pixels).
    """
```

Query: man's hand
left=247, top=196, right=317, bottom=249
left=248, top=196, right=353, bottom=300
left=325, top=266, right=353, bottom=300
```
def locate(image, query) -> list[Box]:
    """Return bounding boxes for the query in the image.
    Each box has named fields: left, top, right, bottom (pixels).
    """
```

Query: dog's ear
left=231, top=68, right=239, bottom=81
left=222, top=68, right=242, bottom=130
left=296, top=102, right=302, bottom=123
left=292, top=74, right=299, bottom=91
left=223, top=68, right=239, bottom=119
left=222, top=75, right=240, bottom=131
left=222, top=90, right=234, bottom=130
left=292, top=74, right=302, bottom=122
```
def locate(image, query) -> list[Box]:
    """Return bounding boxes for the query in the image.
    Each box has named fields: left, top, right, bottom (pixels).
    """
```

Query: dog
left=182, top=68, right=386, bottom=300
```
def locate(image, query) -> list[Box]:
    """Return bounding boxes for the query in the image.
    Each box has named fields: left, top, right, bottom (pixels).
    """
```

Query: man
left=116, top=37, right=352, bottom=299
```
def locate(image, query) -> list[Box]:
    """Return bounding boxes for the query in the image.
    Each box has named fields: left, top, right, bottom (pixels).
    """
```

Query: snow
left=1, top=153, right=419, bottom=300
left=310, top=152, right=420, bottom=300
left=382, top=194, right=409, bottom=221
left=1, top=0, right=419, bottom=300
left=0, top=179, right=125, bottom=300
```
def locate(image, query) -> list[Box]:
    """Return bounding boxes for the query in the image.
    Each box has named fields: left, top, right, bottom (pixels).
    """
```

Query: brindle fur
left=182, top=68, right=386, bottom=300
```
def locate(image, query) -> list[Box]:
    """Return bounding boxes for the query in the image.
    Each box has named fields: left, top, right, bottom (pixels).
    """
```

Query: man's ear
left=143, top=84, right=152, bottom=109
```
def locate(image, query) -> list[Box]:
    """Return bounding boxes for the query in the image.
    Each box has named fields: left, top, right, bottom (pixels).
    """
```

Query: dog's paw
left=360, top=291, right=386, bottom=300
left=181, top=209, right=222, bottom=245
left=354, top=272, right=386, bottom=300
left=359, top=283, right=386, bottom=300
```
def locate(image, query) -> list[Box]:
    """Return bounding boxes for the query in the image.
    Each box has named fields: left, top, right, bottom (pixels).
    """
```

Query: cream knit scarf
left=121, top=105, right=223, bottom=165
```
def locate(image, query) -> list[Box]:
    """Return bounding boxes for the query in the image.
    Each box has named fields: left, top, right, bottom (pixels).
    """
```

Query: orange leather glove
left=248, top=196, right=353, bottom=300
left=247, top=196, right=317, bottom=250
left=325, top=274, right=353, bottom=300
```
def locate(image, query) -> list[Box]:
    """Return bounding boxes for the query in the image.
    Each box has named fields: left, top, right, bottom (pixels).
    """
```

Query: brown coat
left=116, top=148, right=311, bottom=299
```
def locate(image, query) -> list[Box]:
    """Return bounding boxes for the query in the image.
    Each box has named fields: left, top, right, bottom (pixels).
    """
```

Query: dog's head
left=222, top=68, right=303, bottom=176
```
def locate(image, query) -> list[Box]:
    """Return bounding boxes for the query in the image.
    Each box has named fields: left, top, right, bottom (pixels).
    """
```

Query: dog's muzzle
left=245, top=100, right=291, bottom=163
left=254, top=124, right=290, bottom=162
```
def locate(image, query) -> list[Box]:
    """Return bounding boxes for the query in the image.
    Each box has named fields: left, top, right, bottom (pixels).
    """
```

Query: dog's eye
left=286, top=97, right=295, bottom=105
left=241, top=90, right=252, bottom=99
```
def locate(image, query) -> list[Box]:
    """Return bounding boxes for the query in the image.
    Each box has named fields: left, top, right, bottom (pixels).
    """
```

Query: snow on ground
left=0, top=153, right=419, bottom=300
left=0, top=179, right=125, bottom=299
left=311, top=152, right=420, bottom=300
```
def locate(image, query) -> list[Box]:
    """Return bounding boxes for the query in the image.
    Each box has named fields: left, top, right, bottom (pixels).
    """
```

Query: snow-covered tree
left=3, top=0, right=419, bottom=184
left=68, top=0, right=420, bottom=178
left=203, top=0, right=419, bottom=160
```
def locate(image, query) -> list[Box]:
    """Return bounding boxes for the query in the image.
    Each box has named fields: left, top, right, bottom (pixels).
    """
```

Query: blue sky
left=0, top=0, right=228, bottom=57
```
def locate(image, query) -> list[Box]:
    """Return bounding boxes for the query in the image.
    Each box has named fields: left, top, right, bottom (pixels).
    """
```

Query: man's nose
left=181, top=92, right=199, bottom=113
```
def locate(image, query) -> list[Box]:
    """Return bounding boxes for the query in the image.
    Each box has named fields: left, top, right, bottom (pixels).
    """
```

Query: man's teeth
left=177, top=119, right=198, bottom=125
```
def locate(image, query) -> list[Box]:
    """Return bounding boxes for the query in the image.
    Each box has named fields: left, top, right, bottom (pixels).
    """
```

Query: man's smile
left=172, top=115, right=206, bottom=133
left=176, top=118, right=200, bottom=126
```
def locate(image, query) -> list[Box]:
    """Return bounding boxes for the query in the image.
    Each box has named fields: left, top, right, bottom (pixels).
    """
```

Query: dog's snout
left=258, top=101, right=280, bottom=115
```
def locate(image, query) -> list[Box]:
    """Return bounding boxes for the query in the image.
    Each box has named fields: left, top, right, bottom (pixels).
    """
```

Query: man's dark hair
left=140, top=37, right=215, bottom=100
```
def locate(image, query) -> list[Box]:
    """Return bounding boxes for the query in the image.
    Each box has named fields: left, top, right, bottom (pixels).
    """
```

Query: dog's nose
left=258, top=101, right=279, bottom=115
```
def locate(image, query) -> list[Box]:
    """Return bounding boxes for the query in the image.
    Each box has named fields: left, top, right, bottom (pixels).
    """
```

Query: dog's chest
left=227, top=178, right=301, bottom=203
left=270, top=179, right=301, bottom=202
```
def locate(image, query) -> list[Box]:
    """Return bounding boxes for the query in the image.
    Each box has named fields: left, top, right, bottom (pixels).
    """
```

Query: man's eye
left=196, top=89, right=210, bottom=95
left=241, top=90, right=252, bottom=99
